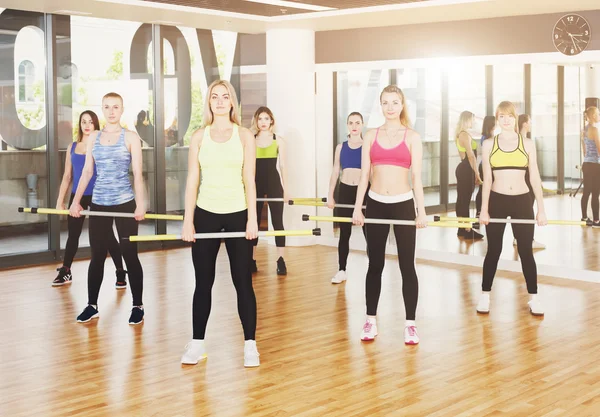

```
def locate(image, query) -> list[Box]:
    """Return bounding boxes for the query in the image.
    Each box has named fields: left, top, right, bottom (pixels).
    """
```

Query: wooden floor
left=2, top=244, right=600, bottom=416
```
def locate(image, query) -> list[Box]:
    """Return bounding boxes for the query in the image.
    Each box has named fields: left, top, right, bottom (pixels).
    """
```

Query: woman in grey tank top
left=581, top=106, right=600, bottom=225
left=69, top=92, right=147, bottom=325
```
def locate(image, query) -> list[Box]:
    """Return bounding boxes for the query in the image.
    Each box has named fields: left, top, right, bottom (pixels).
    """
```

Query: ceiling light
left=242, top=0, right=335, bottom=12
left=52, top=10, right=93, bottom=16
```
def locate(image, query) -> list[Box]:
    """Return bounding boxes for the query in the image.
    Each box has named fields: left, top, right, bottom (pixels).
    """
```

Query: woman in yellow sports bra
left=250, top=106, right=288, bottom=276
left=455, top=111, right=483, bottom=239
left=477, top=101, right=547, bottom=317
left=180, top=80, right=260, bottom=368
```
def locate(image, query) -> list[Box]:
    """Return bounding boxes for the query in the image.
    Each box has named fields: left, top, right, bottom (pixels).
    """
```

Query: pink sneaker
left=360, top=320, right=378, bottom=341
left=404, top=326, right=419, bottom=345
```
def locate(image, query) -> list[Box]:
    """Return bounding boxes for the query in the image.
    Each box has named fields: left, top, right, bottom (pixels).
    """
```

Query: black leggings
left=336, top=183, right=366, bottom=271
left=88, top=200, right=143, bottom=306
left=192, top=207, right=256, bottom=340
left=63, top=193, right=123, bottom=269
left=253, top=162, right=285, bottom=248
left=455, top=158, right=475, bottom=222
left=475, top=163, right=483, bottom=214
left=482, top=191, right=537, bottom=294
left=365, top=195, right=418, bottom=320
left=581, top=162, right=600, bottom=221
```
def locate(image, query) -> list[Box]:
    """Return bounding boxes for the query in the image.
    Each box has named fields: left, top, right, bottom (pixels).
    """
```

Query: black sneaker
left=593, top=221, right=600, bottom=229
left=466, top=229, right=484, bottom=240
left=276, top=257, right=287, bottom=276
left=77, top=305, right=99, bottom=323
left=52, top=266, right=72, bottom=287
left=129, top=306, right=144, bottom=325
left=250, top=259, right=258, bottom=273
left=115, top=269, right=128, bottom=289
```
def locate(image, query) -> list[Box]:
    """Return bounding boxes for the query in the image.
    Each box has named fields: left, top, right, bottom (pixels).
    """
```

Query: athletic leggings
left=365, top=194, right=418, bottom=320
left=482, top=191, right=537, bottom=294
left=88, top=200, right=143, bottom=306
left=63, top=193, right=122, bottom=269
left=475, top=163, right=483, bottom=214
left=336, top=182, right=366, bottom=271
left=581, top=162, right=600, bottom=221
left=455, top=158, right=476, bottom=222
left=192, top=207, right=256, bottom=340
left=253, top=159, right=285, bottom=248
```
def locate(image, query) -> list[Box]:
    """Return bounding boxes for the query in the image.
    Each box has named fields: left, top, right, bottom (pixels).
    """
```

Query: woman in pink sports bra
left=352, top=84, right=427, bottom=346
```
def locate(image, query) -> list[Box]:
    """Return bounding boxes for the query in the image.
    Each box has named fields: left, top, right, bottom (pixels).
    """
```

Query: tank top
left=370, top=128, right=411, bottom=169
left=340, top=141, right=362, bottom=170
left=256, top=133, right=278, bottom=159
left=583, top=125, right=599, bottom=163
left=197, top=124, right=247, bottom=214
left=71, top=142, right=96, bottom=195
left=456, top=131, right=478, bottom=156
left=91, top=129, right=135, bottom=206
left=489, top=134, right=529, bottom=171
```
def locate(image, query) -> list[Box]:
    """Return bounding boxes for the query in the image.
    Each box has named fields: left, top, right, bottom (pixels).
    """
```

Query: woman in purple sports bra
left=327, top=111, right=366, bottom=284
left=352, top=85, right=427, bottom=346
left=53, top=110, right=125, bottom=288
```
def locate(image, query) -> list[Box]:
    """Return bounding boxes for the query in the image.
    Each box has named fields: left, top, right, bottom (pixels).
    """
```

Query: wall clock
left=553, top=14, right=591, bottom=56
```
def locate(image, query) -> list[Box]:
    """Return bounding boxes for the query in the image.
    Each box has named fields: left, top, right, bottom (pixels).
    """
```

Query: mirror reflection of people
left=53, top=110, right=126, bottom=288
left=455, top=111, right=483, bottom=240
left=580, top=107, right=600, bottom=227
left=327, top=112, right=366, bottom=284
left=478, top=101, right=547, bottom=316
left=135, top=110, right=154, bottom=147
left=516, top=114, right=545, bottom=249
left=475, top=116, right=497, bottom=219
left=70, top=93, right=147, bottom=325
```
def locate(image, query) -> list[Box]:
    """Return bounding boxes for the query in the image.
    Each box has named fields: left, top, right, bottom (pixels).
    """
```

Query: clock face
left=553, top=14, right=591, bottom=56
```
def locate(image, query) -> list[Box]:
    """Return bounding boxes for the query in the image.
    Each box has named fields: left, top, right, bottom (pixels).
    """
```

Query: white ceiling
left=0, top=0, right=598, bottom=34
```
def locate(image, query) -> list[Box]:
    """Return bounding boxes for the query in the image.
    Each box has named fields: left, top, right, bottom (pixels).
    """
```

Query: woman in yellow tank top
left=180, top=80, right=260, bottom=368
left=477, top=101, right=547, bottom=317
left=454, top=111, right=484, bottom=240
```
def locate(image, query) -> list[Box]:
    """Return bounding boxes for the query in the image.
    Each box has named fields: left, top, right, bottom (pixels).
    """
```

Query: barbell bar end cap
left=473, top=222, right=481, bottom=228
left=312, top=228, right=321, bottom=236
left=433, top=215, right=440, bottom=222
left=302, top=214, right=310, bottom=221
left=18, top=207, right=24, bottom=213
left=288, top=200, right=295, bottom=205
left=321, top=198, right=327, bottom=202
left=31, top=207, right=38, bottom=214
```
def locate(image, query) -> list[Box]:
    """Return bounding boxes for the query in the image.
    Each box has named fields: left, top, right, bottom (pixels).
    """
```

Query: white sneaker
left=476, top=295, right=490, bottom=314
left=528, top=298, right=544, bottom=316
left=181, top=341, right=207, bottom=365
left=360, top=320, right=378, bottom=341
left=331, top=270, right=347, bottom=284
left=244, top=341, right=260, bottom=368
left=404, top=326, right=419, bottom=345
left=532, top=240, right=546, bottom=249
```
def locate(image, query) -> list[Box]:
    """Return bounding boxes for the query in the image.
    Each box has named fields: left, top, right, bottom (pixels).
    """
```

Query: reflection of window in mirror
left=18, top=60, right=35, bottom=103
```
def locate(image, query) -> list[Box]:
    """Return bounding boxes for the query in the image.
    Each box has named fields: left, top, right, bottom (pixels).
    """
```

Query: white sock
left=91, top=304, right=98, bottom=310
left=366, top=316, right=377, bottom=325
left=190, top=339, right=205, bottom=347
left=529, top=294, right=538, bottom=302
left=406, top=320, right=416, bottom=328
left=481, top=292, right=490, bottom=300
left=244, top=340, right=256, bottom=348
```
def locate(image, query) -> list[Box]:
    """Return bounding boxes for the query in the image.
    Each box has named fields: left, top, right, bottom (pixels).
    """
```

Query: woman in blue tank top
left=581, top=106, right=600, bottom=226
left=327, top=112, right=366, bottom=284
left=53, top=111, right=124, bottom=287
left=69, top=93, right=147, bottom=325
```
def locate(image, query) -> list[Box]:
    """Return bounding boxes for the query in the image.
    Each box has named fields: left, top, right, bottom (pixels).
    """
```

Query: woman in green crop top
left=455, top=111, right=483, bottom=240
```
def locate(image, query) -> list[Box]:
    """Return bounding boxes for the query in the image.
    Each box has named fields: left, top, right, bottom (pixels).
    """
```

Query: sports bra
left=489, top=134, right=529, bottom=171
left=583, top=125, right=599, bottom=164
left=340, top=141, right=362, bottom=170
left=256, top=133, right=278, bottom=159
left=370, top=128, right=411, bottom=169
left=456, top=131, right=478, bottom=153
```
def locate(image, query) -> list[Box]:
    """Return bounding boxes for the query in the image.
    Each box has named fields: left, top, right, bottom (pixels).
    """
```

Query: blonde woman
left=580, top=107, right=600, bottom=226
left=455, top=111, right=483, bottom=239
left=250, top=106, right=288, bottom=275
left=478, top=101, right=547, bottom=316
left=180, top=80, right=260, bottom=368
left=352, top=85, right=427, bottom=345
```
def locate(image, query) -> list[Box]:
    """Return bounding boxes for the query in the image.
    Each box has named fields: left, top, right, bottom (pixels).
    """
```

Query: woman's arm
left=276, top=135, right=288, bottom=200
left=127, top=131, right=146, bottom=220
left=479, top=139, right=493, bottom=224
left=70, top=134, right=96, bottom=217
left=352, top=130, right=374, bottom=225
left=409, top=132, right=427, bottom=227
left=327, top=144, right=342, bottom=209
left=57, top=143, right=74, bottom=209
left=241, top=127, right=258, bottom=239
left=181, top=129, right=203, bottom=242
left=525, top=139, right=547, bottom=225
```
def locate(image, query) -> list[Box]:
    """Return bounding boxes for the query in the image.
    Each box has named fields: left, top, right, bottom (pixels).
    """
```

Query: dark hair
left=518, top=114, right=530, bottom=132
left=347, top=111, right=364, bottom=138
left=481, top=115, right=496, bottom=139
left=251, top=106, right=275, bottom=135
left=77, top=110, right=100, bottom=142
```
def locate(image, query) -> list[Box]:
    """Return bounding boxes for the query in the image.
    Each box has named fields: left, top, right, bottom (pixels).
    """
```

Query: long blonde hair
left=250, top=106, right=275, bottom=135
left=454, top=111, right=474, bottom=139
left=203, top=80, right=241, bottom=126
left=495, top=101, right=518, bottom=131
left=380, top=85, right=411, bottom=128
left=585, top=106, right=599, bottom=123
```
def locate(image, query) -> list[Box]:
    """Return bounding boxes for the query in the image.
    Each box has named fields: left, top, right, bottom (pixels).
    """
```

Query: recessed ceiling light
left=148, top=20, right=183, bottom=25
left=52, top=10, right=93, bottom=16
left=242, top=0, right=334, bottom=12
